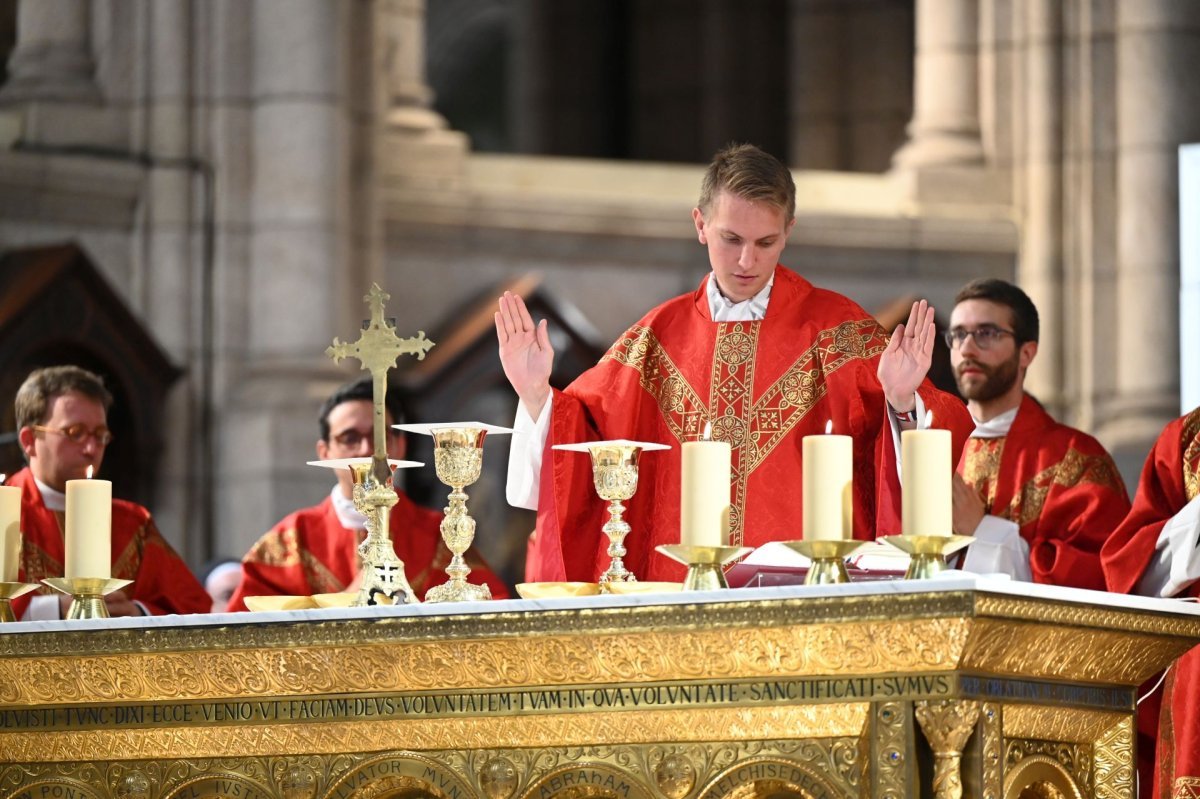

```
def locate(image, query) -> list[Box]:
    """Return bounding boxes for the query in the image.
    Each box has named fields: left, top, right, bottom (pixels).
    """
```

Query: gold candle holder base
left=878, top=535, right=974, bottom=580
left=656, top=544, right=753, bottom=591
left=41, top=577, right=134, bottom=620
left=778, top=540, right=865, bottom=585
left=0, top=582, right=39, bottom=623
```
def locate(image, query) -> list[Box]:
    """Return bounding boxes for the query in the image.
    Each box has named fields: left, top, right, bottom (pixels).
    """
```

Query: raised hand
left=952, top=472, right=986, bottom=536
left=877, top=299, right=936, bottom=412
left=495, top=291, right=555, bottom=418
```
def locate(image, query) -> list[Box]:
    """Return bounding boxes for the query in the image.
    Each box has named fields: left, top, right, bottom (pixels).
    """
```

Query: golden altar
left=1, top=577, right=1197, bottom=799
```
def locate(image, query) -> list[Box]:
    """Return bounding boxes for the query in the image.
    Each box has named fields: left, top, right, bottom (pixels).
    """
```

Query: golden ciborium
left=398, top=422, right=512, bottom=603
left=553, top=440, right=671, bottom=589
left=308, top=457, right=425, bottom=606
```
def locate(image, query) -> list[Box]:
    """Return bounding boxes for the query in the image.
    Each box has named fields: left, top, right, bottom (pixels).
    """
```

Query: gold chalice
left=398, top=422, right=512, bottom=603
left=308, top=456, right=424, bottom=606
left=553, top=440, right=671, bottom=589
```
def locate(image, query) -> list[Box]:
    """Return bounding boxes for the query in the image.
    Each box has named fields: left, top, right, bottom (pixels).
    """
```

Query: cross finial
left=326, top=283, right=435, bottom=476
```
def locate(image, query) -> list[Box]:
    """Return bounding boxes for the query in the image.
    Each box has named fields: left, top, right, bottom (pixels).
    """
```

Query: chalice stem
left=600, top=498, right=635, bottom=584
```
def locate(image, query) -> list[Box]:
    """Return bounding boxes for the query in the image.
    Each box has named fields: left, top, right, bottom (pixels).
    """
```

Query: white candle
left=680, top=440, right=731, bottom=546
left=901, top=428, right=952, bottom=536
left=0, top=485, right=21, bottom=582
left=65, top=472, right=111, bottom=579
left=802, top=429, right=853, bottom=540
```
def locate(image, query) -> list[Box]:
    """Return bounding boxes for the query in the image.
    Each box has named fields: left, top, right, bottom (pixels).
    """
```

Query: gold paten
left=326, top=284, right=434, bottom=606
left=425, top=426, right=491, bottom=603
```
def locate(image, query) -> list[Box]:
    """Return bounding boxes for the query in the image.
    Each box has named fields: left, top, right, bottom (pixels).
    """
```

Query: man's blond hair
left=15, top=366, right=113, bottom=430
left=698, top=143, right=796, bottom=221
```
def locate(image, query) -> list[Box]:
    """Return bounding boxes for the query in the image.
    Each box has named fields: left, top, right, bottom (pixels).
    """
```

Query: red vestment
left=957, top=394, right=1130, bottom=590
left=527, top=266, right=973, bottom=582
left=6, top=467, right=209, bottom=617
left=1101, top=408, right=1200, bottom=799
left=227, top=491, right=509, bottom=611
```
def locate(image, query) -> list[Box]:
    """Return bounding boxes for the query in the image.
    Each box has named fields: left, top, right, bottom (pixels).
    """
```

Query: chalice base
left=777, top=540, right=865, bottom=585
left=0, top=582, right=39, bottom=623
left=425, top=578, right=491, bottom=604
left=879, top=535, right=974, bottom=580
left=656, top=545, right=753, bottom=591
left=42, top=577, right=135, bottom=620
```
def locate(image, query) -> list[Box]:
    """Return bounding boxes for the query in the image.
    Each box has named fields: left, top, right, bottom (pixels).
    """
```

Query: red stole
left=527, top=266, right=973, bottom=582
left=227, top=492, right=509, bottom=611
left=1099, top=408, right=1200, bottom=799
left=957, top=395, right=1130, bottom=590
left=6, top=467, right=209, bottom=617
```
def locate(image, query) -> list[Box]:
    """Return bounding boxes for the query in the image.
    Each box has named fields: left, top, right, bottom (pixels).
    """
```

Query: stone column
left=892, top=0, right=985, bottom=169
left=0, top=0, right=100, bottom=103
left=378, top=0, right=467, bottom=194
left=1105, top=0, right=1200, bottom=447
left=1015, top=0, right=1063, bottom=410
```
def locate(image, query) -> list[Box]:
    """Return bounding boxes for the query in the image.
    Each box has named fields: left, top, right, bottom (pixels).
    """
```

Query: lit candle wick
left=924, top=410, right=934, bottom=427
left=86, top=465, right=94, bottom=479
left=824, top=420, right=833, bottom=435
left=701, top=422, right=712, bottom=441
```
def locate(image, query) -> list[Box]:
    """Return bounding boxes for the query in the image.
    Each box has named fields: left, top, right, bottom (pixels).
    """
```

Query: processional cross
left=326, top=284, right=435, bottom=604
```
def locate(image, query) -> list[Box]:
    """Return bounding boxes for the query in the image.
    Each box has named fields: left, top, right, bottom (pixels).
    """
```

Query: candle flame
left=86, top=465, right=94, bottom=479
left=824, top=420, right=833, bottom=435
left=924, top=410, right=934, bottom=427
left=0, top=473, right=5, bottom=484
left=701, top=422, right=712, bottom=441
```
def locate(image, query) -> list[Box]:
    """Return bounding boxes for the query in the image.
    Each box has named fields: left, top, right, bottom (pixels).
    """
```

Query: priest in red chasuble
left=947, top=279, right=1129, bottom=590
left=496, top=143, right=973, bottom=583
left=1102, top=408, right=1200, bottom=799
left=7, top=366, right=209, bottom=619
left=226, top=378, right=508, bottom=611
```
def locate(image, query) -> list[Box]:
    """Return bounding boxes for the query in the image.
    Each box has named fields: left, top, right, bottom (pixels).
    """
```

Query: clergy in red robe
left=1101, top=407, right=1200, bottom=799
left=8, top=366, right=209, bottom=619
left=226, top=377, right=508, bottom=610
left=226, top=489, right=507, bottom=610
left=498, top=144, right=972, bottom=582
left=948, top=280, right=1129, bottom=590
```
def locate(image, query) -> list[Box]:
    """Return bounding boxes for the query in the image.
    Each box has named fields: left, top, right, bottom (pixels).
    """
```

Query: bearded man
left=948, top=278, right=1129, bottom=589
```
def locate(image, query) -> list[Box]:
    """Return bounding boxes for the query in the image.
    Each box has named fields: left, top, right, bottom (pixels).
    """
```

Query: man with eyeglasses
left=225, top=376, right=507, bottom=610
left=943, top=279, right=1129, bottom=589
left=6, top=365, right=209, bottom=618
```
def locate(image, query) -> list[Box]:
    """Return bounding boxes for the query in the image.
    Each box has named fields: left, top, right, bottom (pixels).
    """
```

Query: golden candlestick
left=553, top=440, right=671, bottom=589
left=879, top=535, right=974, bottom=579
left=655, top=544, right=752, bottom=591
left=0, top=582, right=38, bottom=623
left=41, top=577, right=133, bottom=620
left=779, top=540, right=865, bottom=585
left=325, top=284, right=435, bottom=604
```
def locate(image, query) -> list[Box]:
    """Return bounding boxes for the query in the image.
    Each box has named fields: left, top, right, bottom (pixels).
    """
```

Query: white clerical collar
left=34, top=478, right=66, bottom=512
left=330, top=485, right=368, bottom=530
left=707, top=272, right=773, bottom=322
left=970, top=406, right=1019, bottom=439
